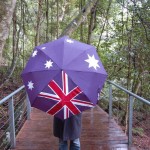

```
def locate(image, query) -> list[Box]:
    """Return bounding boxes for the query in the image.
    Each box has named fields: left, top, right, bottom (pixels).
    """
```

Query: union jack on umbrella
left=21, top=36, right=107, bottom=120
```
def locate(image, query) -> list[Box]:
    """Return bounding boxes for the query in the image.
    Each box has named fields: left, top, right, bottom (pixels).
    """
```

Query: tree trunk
left=45, top=0, right=49, bottom=42
left=56, top=0, right=59, bottom=38
left=0, top=0, right=16, bottom=66
left=0, top=8, right=21, bottom=87
left=87, top=1, right=97, bottom=44
left=79, top=0, right=84, bottom=42
left=60, top=0, right=98, bottom=37
left=35, top=0, right=43, bottom=46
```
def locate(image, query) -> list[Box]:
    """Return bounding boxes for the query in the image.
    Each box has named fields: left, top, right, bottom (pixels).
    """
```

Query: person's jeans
left=59, top=138, right=80, bottom=150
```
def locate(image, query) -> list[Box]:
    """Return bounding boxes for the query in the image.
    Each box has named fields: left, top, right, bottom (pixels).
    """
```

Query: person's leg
left=70, top=138, right=80, bottom=150
left=59, top=139, right=68, bottom=150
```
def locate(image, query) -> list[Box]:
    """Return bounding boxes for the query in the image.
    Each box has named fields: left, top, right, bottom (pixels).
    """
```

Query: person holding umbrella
left=53, top=114, right=82, bottom=150
left=21, top=36, right=107, bottom=150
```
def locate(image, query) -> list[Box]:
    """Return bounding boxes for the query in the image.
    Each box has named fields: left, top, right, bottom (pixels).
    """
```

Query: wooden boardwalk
left=13, top=106, right=136, bottom=150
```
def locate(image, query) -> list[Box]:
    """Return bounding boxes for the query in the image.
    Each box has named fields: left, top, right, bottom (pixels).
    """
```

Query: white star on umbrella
left=32, top=50, right=38, bottom=57
left=66, top=39, right=74, bottom=43
left=85, top=54, right=100, bottom=70
left=41, top=47, right=46, bottom=50
left=45, top=60, right=53, bottom=69
left=27, top=81, right=34, bottom=90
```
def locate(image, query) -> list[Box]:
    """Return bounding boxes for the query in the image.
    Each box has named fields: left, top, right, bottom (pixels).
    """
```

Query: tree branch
left=60, top=0, right=98, bottom=37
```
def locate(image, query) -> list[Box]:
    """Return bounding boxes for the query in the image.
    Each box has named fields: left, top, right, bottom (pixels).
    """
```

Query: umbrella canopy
left=21, top=36, right=107, bottom=120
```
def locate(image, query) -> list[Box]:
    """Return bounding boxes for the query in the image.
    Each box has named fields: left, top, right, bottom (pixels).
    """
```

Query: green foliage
left=133, top=127, right=144, bottom=137
left=2, top=0, right=150, bottom=101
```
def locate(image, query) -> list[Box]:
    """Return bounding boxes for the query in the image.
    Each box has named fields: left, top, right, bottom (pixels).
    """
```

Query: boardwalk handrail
left=1, top=81, right=149, bottom=148
left=0, top=86, right=25, bottom=105
left=108, top=80, right=150, bottom=105
left=0, top=85, right=30, bottom=149
left=107, top=80, right=150, bottom=146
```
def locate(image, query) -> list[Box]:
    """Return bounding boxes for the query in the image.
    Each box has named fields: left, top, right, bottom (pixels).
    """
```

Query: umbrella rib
left=65, top=69, right=108, bottom=75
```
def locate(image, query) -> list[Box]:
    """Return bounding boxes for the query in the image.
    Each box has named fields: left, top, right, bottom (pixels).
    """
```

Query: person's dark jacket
left=53, top=113, right=82, bottom=141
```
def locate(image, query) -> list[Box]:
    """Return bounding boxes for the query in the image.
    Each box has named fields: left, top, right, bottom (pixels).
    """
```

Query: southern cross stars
left=66, top=39, right=74, bottom=43
left=27, top=81, right=34, bottom=90
left=85, top=54, right=100, bottom=70
left=32, top=47, right=46, bottom=58
left=41, top=47, right=46, bottom=50
left=45, top=60, right=53, bottom=69
left=32, top=50, right=38, bottom=57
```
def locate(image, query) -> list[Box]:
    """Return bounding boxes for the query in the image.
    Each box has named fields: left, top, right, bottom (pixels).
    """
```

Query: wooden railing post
left=8, top=96, right=16, bottom=148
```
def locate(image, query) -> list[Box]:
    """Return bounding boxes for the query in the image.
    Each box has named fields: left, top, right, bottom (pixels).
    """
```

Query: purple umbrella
left=21, top=36, right=107, bottom=120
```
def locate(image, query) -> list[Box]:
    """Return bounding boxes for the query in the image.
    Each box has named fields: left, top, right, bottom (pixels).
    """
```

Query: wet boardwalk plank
left=13, top=106, right=136, bottom=150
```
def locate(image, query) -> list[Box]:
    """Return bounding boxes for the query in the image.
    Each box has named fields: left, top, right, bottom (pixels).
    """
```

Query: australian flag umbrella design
left=21, top=36, right=107, bottom=120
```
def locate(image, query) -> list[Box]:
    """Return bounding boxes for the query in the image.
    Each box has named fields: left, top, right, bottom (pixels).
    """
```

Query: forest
left=0, top=0, right=150, bottom=150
